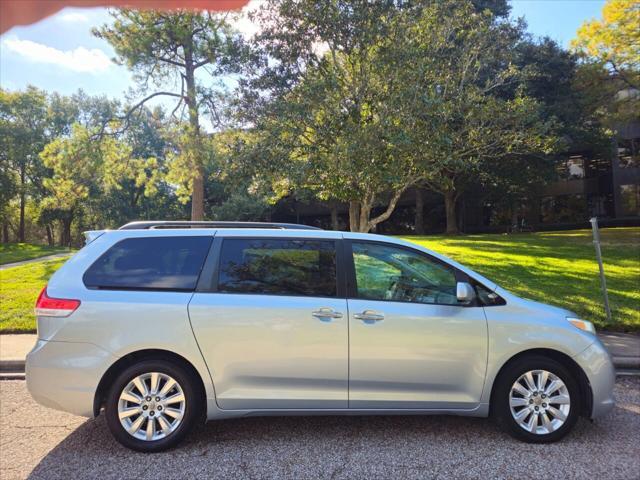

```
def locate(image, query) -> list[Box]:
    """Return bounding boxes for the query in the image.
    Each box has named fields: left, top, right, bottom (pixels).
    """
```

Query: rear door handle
left=312, top=307, right=343, bottom=320
left=353, top=310, right=385, bottom=323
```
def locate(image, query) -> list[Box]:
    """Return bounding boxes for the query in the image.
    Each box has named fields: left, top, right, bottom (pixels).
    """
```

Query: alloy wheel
left=117, top=372, right=186, bottom=441
left=508, top=369, right=571, bottom=435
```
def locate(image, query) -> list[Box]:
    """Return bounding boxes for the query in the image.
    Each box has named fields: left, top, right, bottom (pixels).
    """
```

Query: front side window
left=84, top=236, right=212, bottom=291
left=352, top=242, right=458, bottom=305
left=217, top=239, right=337, bottom=297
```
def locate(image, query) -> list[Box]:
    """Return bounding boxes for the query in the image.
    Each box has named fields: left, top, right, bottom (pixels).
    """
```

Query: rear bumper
left=574, top=340, right=616, bottom=419
left=26, top=339, right=117, bottom=417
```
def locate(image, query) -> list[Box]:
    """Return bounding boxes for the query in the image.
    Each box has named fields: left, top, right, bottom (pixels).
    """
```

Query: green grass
left=0, top=257, right=69, bottom=332
left=0, top=228, right=638, bottom=333
left=402, top=227, right=640, bottom=332
left=0, top=243, right=69, bottom=264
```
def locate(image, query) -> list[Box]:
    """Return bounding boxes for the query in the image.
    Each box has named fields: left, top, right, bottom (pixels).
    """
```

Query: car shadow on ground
left=26, top=379, right=640, bottom=479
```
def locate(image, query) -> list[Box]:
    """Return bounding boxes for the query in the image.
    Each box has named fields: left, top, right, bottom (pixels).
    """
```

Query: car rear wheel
left=494, top=355, right=580, bottom=443
left=105, top=360, right=200, bottom=452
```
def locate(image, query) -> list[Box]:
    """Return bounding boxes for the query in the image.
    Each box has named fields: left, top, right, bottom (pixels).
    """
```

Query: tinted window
left=352, top=242, right=458, bottom=305
left=218, top=239, right=337, bottom=297
left=84, top=236, right=212, bottom=291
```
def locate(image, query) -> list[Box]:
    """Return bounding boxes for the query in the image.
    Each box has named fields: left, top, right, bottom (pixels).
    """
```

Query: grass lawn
left=403, top=227, right=640, bottom=332
left=0, top=228, right=638, bottom=333
left=0, top=243, right=70, bottom=265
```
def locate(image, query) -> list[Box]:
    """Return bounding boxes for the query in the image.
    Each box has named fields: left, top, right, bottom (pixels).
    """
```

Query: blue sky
left=0, top=0, right=607, bottom=102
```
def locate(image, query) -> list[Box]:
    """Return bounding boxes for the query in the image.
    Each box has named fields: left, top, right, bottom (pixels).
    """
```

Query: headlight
left=567, top=317, right=596, bottom=334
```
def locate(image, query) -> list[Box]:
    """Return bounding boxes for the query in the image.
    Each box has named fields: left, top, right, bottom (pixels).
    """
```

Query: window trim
left=344, top=239, right=482, bottom=308
left=83, top=235, right=213, bottom=292
left=196, top=236, right=346, bottom=299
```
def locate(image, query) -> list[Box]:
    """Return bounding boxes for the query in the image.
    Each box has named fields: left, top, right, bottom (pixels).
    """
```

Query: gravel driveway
left=1, top=378, right=639, bottom=480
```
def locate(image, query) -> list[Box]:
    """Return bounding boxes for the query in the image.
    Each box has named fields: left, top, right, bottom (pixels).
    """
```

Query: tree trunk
left=444, top=190, right=459, bottom=235
left=2, top=222, right=9, bottom=243
left=19, top=167, right=26, bottom=243
left=415, top=188, right=424, bottom=235
left=185, top=48, right=205, bottom=221
left=330, top=204, right=339, bottom=231
left=348, top=201, right=360, bottom=232
left=45, top=224, right=53, bottom=246
left=61, top=218, right=72, bottom=247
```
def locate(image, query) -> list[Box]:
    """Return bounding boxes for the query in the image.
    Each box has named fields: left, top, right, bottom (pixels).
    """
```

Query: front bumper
left=26, top=339, right=118, bottom=417
left=573, top=339, right=616, bottom=419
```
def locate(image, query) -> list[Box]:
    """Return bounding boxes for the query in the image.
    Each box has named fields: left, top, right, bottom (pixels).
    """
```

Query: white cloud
left=232, top=0, right=263, bottom=39
left=2, top=36, right=111, bottom=74
left=58, top=11, right=90, bottom=23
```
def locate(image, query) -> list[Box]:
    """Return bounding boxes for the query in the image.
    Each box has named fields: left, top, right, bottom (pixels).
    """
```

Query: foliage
left=94, top=9, right=245, bottom=220
left=572, top=0, right=639, bottom=89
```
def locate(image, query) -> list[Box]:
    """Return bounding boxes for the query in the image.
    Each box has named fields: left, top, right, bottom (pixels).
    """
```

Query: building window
left=618, top=139, right=640, bottom=169
left=620, top=184, right=640, bottom=216
left=556, top=155, right=586, bottom=180
left=540, top=194, right=586, bottom=224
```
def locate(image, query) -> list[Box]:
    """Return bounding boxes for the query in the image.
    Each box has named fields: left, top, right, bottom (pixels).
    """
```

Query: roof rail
left=118, top=221, right=323, bottom=231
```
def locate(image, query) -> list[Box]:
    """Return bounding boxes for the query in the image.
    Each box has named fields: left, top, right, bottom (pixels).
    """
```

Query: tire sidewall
left=105, top=359, right=199, bottom=453
left=495, top=356, right=581, bottom=443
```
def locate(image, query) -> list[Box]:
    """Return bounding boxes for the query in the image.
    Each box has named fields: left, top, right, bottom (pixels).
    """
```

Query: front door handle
left=312, top=307, right=343, bottom=321
left=353, top=310, right=385, bottom=323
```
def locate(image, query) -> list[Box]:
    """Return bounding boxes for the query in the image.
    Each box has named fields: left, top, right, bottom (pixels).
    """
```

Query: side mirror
left=456, top=282, right=476, bottom=304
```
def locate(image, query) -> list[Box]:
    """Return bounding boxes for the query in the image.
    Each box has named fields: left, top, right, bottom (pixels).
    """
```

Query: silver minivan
left=26, top=221, right=615, bottom=452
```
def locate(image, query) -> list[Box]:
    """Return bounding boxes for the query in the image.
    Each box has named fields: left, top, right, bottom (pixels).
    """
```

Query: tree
left=572, top=0, right=639, bottom=89
left=94, top=10, right=244, bottom=220
left=386, top=1, right=562, bottom=234
left=0, top=87, right=48, bottom=242
left=241, top=0, right=420, bottom=232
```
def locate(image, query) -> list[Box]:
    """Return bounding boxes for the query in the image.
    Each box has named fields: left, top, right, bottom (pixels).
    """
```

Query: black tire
left=105, top=359, right=200, bottom=452
left=493, top=355, right=581, bottom=443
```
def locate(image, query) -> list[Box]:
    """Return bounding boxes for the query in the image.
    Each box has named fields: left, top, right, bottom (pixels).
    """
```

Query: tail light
left=35, top=287, right=80, bottom=317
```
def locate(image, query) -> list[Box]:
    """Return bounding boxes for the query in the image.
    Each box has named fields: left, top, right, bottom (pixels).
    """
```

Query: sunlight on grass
left=402, top=227, right=640, bottom=332
left=0, top=243, right=70, bottom=264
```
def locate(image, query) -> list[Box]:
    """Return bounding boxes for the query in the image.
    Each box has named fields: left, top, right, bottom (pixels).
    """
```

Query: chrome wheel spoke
left=541, top=412, right=553, bottom=433
left=536, top=370, right=548, bottom=392
left=157, top=414, right=171, bottom=432
left=163, top=407, right=183, bottom=420
left=120, top=391, right=142, bottom=405
left=509, top=397, right=529, bottom=408
left=549, top=394, right=570, bottom=405
left=523, top=372, right=536, bottom=391
left=545, top=380, right=561, bottom=396
left=547, top=405, right=567, bottom=421
left=133, top=376, right=148, bottom=397
left=119, top=407, right=140, bottom=420
left=512, top=382, right=529, bottom=397
left=164, top=393, right=185, bottom=405
left=128, top=415, right=145, bottom=435
left=150, top=372, right=160, bottom=394
left=159, top=378, right=177, bottom=397
left=525, top=412, right=537, bottom=432
left=146, top=417, right=156, bottom=440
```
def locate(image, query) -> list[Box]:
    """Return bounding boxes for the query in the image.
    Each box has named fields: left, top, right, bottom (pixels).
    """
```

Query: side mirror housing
left=456, top=282, right=476, bottom=304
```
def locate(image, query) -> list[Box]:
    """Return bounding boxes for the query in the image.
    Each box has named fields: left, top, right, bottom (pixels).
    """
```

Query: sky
left=0, top=0, right=607, bottom=104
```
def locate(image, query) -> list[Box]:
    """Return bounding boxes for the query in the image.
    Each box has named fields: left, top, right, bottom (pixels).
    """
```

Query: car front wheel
left=494, top=355, right=580, bottom=443
left=105, top=360, right=200, bottom=452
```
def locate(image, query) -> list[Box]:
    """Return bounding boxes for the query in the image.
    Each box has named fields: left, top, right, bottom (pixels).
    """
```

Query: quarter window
left=217, top=239, right=337, bottom=297
left=83, top=236, right=212, bottom=291
left=352, top=242, right=458, bottom=305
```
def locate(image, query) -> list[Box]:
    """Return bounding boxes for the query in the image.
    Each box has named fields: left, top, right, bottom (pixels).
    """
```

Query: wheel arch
left=93, top=349, right=207, bottom=418
left=488, top=348, right=593, bottom=418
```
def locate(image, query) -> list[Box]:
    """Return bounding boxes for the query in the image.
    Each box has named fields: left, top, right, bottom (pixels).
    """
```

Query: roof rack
left=118, top=221, right=322, bottom=231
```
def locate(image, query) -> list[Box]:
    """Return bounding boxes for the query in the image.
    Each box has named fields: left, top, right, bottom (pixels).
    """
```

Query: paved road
left=0, top=252, right=72, bottom=271
left=1, top=379, right=639, bottom=480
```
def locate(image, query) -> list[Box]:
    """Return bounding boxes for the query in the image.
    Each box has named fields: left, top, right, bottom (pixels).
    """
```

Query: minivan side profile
left=26, top=222, right=615, bottom=452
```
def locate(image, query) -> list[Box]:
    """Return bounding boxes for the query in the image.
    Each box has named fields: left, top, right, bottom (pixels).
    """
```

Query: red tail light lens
left=35, top=287, right=81, bottom=317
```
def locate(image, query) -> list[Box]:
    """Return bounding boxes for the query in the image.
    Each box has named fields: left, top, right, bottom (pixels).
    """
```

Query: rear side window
left=217, top=239, right=337, bottom=297
left=84, top=236, right=212, bottom=291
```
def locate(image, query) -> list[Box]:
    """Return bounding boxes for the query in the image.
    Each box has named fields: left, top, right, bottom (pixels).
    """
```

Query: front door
left=346, top=240, right=488, bottom=409
left=189, top=235, right=348, bottom=410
